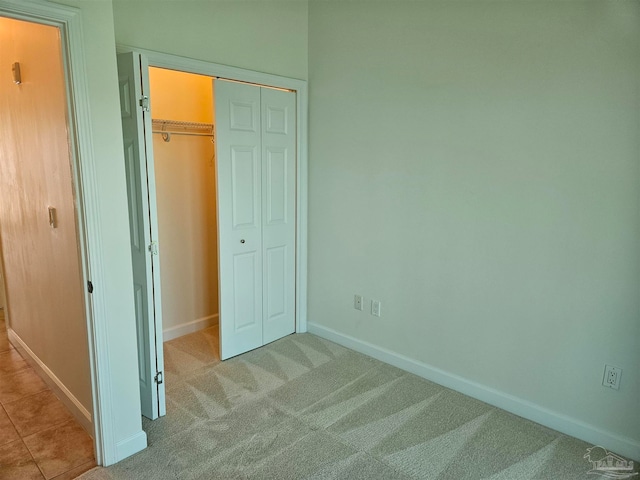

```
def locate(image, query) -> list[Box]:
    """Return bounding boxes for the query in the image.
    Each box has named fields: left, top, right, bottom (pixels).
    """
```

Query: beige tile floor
left=0, top=309, right=95, bottom=479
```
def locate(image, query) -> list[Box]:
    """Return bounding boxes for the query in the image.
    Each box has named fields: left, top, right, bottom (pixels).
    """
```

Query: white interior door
left=116, top=52, right=166, bottom=419
left=216, top=80, right=263, bottom=360
left=261, top=88, right=296, bottom=344
left=216, top=79, right=296, bottom=360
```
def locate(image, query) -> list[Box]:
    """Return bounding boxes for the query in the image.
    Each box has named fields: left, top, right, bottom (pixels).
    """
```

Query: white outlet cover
left=602, top=365, right=622, bottom=390
left=354, top=295, right=364, bottom=311
left=371, top=300, right=381, bottom=317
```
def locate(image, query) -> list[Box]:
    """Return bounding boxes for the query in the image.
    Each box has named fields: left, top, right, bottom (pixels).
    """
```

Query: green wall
left=112, top=0, right=308, bottom=80
left=308, top=0, right=640, bottom=451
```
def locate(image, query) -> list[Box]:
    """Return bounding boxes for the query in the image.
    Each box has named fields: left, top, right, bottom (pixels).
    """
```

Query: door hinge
left=154, top=371, right=163, bottom=385
left=87, top=281, right=94, bottom=294
left=148, top=242, right=158, bottom=255
left=139, top=95, right=150, bottom=112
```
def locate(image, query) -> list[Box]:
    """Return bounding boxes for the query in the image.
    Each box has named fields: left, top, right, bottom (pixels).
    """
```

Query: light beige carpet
left=79, top=330, right=638, bottom=479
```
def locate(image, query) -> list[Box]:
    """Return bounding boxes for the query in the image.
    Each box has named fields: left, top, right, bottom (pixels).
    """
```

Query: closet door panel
left=261, top=88, right=296, bottom=344
left=233, top=252, right=260, bottom=331
left=265, top=245, right=287, bottom=320
left=216, top=80, right=263, bottom=359
left=231, top=146, right=259, bottom=229
left=266, top=147, right=288, bottom=224
left=117, top=52, right=165, bottom=419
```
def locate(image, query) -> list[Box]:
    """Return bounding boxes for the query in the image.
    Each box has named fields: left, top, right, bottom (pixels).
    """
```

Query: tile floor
left=0, top=309, right=96, bottom=479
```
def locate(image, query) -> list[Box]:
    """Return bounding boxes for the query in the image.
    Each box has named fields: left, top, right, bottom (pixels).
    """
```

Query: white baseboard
left=7, top=328, right=93, bottom=435
left=115, top=430, right=147, bottom=463
left=162, top=314, right=218, bottom=342
left=308, top=322, right=640, bottom=461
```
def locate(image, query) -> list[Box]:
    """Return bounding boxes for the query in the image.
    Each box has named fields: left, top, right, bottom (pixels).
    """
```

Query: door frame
left=0, top=0, right=109, bottom=466
left=116, top=45, right=309, bottom=339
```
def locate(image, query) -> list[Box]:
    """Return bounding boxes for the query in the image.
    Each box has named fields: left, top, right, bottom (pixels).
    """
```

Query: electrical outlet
left=602, top=364, right=622, bottom=390
left=371, top=300, right=381, bottom=317
left=354, top=295, right=364, bottom=311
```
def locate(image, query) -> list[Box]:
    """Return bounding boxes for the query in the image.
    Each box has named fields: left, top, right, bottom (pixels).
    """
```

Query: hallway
left=0, top=309, right=95, bottom=479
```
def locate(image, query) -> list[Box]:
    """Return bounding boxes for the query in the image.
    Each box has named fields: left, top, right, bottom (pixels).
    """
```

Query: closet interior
left=148, top=67, right=219, bottom=355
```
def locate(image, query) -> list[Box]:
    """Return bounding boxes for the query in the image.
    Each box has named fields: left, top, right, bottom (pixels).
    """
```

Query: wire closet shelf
left=152, top=119, right=214, bottom=142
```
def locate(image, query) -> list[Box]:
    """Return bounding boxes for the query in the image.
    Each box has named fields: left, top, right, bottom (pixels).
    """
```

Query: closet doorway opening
left=148, top=67, right=222, bottom=388
left=116, top=49, right=308, bottom=422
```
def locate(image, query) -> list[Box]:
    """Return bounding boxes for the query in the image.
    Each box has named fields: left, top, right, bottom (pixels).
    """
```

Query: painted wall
left=150, top=68, right=213, bottom=124
left=0, top=16, right=92, bottom=414
left=149, top=68, right=219, bottom=336
left=112, top=0, right=308, bottom=80
left=308, top=0, right=640, bottom=456
left=49, top=0, right=146, bottom=463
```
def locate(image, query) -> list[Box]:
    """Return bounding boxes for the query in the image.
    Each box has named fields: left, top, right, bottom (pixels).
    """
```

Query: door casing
left=116, top=44, right=308, bottom=408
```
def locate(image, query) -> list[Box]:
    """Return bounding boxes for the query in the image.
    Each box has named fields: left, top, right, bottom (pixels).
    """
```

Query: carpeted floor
left=79, top=329, right=638, bottom=479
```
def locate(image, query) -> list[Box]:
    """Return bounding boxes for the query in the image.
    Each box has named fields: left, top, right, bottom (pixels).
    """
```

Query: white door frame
left=0, top=0, right=110, bottom=466
left=115, top=45, right=309, bottom=337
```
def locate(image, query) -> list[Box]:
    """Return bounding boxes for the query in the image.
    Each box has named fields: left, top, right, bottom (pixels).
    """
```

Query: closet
left=147, top=71, right=298, bottom=360
left=117, top=52, right=298, bottom=420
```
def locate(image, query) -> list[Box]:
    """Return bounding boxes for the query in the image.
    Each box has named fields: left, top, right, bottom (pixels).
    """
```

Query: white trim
left=295, top=79, right=309, bottom=334
left=116, top=45, right=308, bottom=335
left=8, top=328, right=93, bottom=434
left=163, top=314, right=219, bottom=342
left=115, top=431, right=148, bottom=462
left=0, top=0, right=114, bottom=465
left=308, top=322, right=640, bottom=461
left=116, top=44, right=306, bottom=89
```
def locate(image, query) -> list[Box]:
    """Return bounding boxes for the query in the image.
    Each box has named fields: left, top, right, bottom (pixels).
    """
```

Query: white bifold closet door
left=215, top=79, right=296, bottom=360
left=116, top=52, right=166, bottom=420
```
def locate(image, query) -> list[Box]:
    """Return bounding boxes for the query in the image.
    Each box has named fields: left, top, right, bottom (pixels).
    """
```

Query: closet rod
left=151, top=119, right=214, bottom=140
left=151, top=130, right=214, bottom=138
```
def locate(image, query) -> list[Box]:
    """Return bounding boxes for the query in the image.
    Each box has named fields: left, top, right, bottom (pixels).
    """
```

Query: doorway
left=148, top=67, right=221, bottom=373
left=0, top=15, right=96, bottom=476
left=116, top=50, right=308, bottom=422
